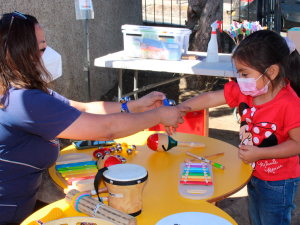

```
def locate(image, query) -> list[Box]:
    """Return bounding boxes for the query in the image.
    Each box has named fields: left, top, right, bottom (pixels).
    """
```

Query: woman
left=0, top=12, right=189, bottom=224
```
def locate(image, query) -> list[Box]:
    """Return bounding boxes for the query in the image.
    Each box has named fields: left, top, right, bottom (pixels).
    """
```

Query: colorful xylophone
left=178, top=162, right=214, bottom=200
left=55, top=153, right=98, bottom=192
left=180, top=162, right=213, bottom=185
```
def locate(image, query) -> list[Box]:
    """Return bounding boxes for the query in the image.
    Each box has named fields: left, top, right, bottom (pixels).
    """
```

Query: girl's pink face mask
left=237, top=74, right=270, bottom=97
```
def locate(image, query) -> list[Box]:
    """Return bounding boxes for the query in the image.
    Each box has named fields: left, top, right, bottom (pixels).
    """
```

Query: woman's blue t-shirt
left=0, top=85, right=82, bottom=223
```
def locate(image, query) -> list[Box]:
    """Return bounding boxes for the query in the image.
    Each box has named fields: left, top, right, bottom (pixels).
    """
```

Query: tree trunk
left=181, top=0, right=223, bottom=91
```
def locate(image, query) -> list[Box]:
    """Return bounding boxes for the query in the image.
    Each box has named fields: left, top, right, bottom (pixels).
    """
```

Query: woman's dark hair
left=0, top=13, right=51, bottom=108
left=232, top=30, right=300, bottom=97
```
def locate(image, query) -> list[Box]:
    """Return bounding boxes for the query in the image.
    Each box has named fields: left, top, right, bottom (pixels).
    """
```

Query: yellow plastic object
left=120, top=142, right=128, bottom=150
left=27, top=207, right=63, bottom=225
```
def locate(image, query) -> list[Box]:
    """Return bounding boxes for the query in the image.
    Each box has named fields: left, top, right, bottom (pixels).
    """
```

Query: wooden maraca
left=147, top=133, right=205, bottom=152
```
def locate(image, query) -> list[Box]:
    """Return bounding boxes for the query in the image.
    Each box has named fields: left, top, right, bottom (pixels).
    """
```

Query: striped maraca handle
left=177, top=141, right=205, bottom=148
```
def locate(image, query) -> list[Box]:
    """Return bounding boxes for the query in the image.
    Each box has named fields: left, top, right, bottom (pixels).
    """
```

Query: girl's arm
left=69, top=91, right=165, bottom=114
left=178, top=90, right=227, bottom=111
left=164, top=89, right=227, bottom=135
left=239, top=126, right=300, bottom=163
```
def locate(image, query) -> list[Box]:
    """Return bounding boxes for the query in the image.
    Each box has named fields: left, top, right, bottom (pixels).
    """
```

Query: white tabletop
left=94, top=51, right=237, bottom=77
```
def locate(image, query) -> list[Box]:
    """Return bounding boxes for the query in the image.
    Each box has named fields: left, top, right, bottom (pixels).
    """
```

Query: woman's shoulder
left=10, top=86, right=52, bottom=99
left=2, top=86, right=57, bottom=110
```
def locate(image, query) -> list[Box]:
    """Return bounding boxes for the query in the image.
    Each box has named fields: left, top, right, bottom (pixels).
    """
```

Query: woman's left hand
left=136, top=91, right=166, bottom=112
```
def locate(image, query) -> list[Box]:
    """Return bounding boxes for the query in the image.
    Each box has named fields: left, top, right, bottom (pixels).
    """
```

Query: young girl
left=176, top=30, right=300, bottom=225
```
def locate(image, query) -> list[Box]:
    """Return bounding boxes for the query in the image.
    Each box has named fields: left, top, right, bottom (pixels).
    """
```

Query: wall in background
left=0, top=0, right=142, bottom=101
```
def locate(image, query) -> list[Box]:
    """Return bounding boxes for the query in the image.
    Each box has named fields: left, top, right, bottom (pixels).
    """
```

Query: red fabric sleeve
left=283, top=94, right=300, bottom=135
left=224, top=81, right=241, bottom=108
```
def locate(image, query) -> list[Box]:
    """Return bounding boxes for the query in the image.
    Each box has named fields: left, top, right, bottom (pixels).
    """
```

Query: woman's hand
left=132, top=91, right=166, bottom=112
left=157, top=106, right=189, bottom=130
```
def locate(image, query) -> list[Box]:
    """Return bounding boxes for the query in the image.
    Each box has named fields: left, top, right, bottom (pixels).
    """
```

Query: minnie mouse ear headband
left=283, top=37, right=296, bottom=54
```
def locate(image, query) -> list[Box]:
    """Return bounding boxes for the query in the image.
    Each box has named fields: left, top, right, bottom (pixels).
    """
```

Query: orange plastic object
left=149, top=110, right=208, bottom=136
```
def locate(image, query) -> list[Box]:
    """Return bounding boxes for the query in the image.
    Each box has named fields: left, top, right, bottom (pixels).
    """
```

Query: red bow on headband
left=242, top=107, right=277, bottom=145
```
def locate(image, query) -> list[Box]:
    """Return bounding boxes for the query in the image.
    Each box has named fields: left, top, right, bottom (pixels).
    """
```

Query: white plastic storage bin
left=121, top=24, right=191, bottom=61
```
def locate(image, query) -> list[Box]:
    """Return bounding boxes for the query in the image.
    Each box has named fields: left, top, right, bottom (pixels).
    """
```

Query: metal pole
left=274, top=0, right=281, bottom=33
left=82, top=18, right=91, bottom=146
left=82, top=19, right=90, bottom=102
left=121, top=73, right=196, bottom=98
left=162, top=0, right=164, bottom=24
left=154, top=0, right=156, bottom=23
left=134, top=70, right=138, bottom=100
left=118, top=69, right=123, bottom=100
left=171, top=0, right=173, bottom=25
left=179, top=0, right=181, bottom=26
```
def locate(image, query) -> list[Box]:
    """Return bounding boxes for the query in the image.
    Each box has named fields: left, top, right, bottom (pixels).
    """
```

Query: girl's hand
left=134, top=91, right=166, bottom=112
left=238, top=145, right=262, bottom=164
left=164, top=125, right=176, bottom=136
left=157, top=106, right=190, bottom=134
left=164, top=116, right=185, bottom=135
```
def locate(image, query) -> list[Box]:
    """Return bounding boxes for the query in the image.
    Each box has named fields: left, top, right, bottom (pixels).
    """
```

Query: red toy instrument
left=147, top=133, right=205, bottom=152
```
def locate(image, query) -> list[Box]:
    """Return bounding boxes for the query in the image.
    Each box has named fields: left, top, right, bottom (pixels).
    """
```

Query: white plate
left=44, top=216, right=116, bottom=225
left=156, top=212, right=233, bottom=225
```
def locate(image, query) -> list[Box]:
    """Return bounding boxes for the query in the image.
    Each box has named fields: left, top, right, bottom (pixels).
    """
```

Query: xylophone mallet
left=184, top=152, right=224, bottom=163
left=147, top=133, right=205, bottom=152
left=186, top=151, right=225, bottom=170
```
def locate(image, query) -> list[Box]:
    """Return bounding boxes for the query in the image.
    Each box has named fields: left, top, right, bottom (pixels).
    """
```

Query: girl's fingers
left=178, top=117, right=184, bottom=124
left=172, top=127, right=177, bottom=134
left=164, top=126, right=173, bottom=136
left=238, top=144, right=248, bottom=150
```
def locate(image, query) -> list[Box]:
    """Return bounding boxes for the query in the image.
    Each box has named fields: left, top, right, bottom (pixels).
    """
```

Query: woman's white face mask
left=41, top=46, right=62, bottom=82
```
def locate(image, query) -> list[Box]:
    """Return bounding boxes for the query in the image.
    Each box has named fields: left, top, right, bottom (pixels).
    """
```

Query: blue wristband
left=163, top=98, right=171, bottom=106
left=163, top=98, right=176, bottom=106
left=121, top=102, right=130, bottom=113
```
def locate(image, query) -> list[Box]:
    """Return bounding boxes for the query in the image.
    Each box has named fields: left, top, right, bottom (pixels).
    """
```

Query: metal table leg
left=134, top=70, right=138, bottom=100
left=118, top=69, right=123, bottom=100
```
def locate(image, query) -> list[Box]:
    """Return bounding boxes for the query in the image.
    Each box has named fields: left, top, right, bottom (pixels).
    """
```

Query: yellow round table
left=23, top=131, right=253, bottom=225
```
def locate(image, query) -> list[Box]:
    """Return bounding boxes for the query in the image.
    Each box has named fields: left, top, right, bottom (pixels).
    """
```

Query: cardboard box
left=287, top=27, right=300, bottom=52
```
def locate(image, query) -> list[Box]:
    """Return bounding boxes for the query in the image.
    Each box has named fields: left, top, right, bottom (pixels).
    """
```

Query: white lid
left=103, top=164, right=147, bottom=181
left=156, top=212, right=233, bottom=225
left=121, top=24, right=191, bottom=34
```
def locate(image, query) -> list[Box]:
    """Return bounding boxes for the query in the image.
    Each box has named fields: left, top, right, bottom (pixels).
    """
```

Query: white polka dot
left=254, top=127, right=260, bottom=134
left=253, top=137, right=259, bottom=144
left=246, top=118, right=252, bottom=123
left=262, top=123, right=267, bottom=126
left=251, top=107, right=256, bottom=112
left=243, top=109, right=247, bottom=115
left=265, top=131, right=272, bottom=138
left=246, top=125, right=249, bottom=131
left=251, top=112, right=254, bottom=117
left=272, top=124, right=276, bottom=130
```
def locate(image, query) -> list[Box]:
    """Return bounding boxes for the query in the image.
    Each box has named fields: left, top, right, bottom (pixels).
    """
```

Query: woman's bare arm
left=57, top=106, right=191, bottom=141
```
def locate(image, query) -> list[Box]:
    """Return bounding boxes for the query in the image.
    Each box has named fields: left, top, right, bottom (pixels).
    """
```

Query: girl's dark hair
left=0, top=13, right=51, bottom=108
left=232, top=30, right=300, bottom=97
